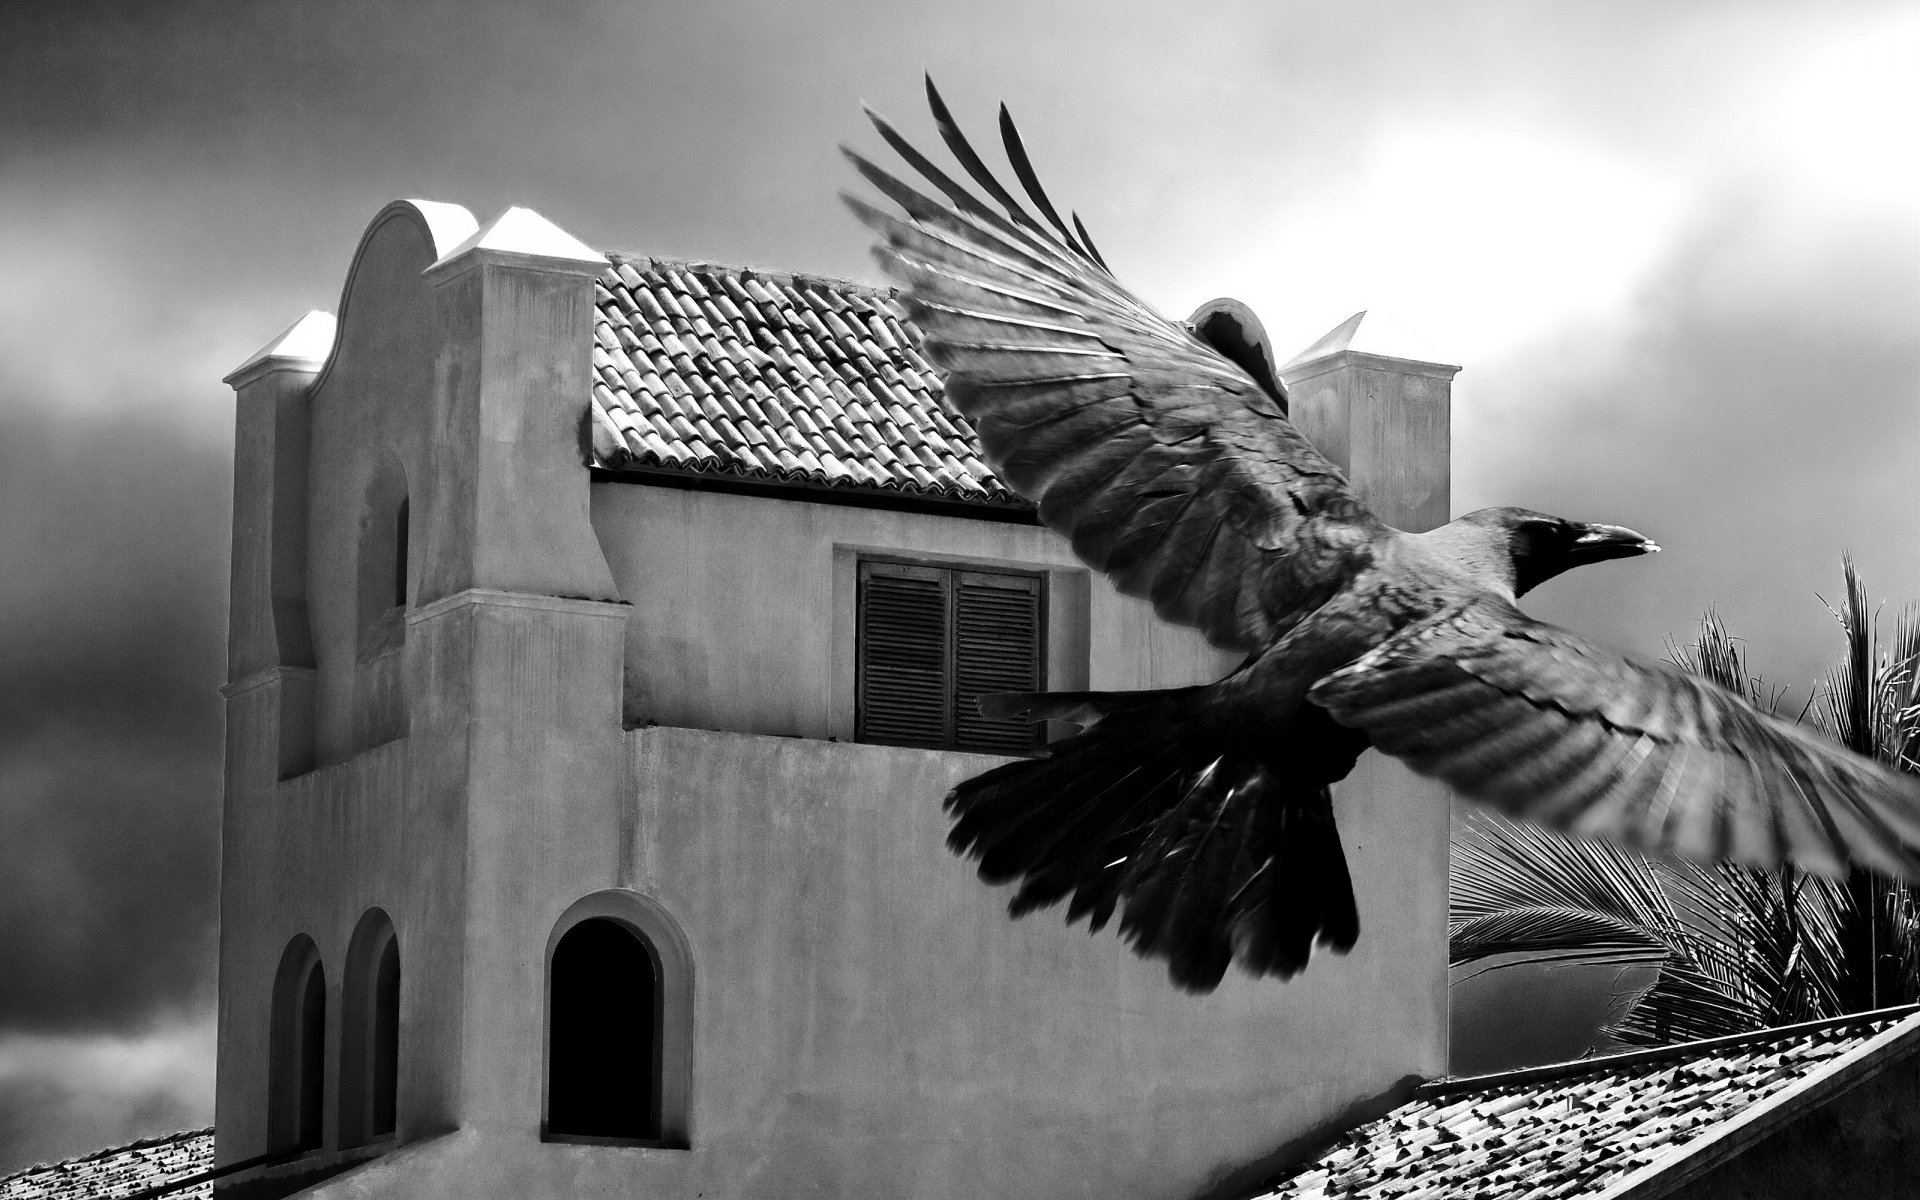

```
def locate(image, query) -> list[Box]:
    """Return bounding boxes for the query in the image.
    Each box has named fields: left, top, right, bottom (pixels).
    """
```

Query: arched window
left=268, top=935, right=327, bottom=1154
left=351, top=454, right=410, bottom=750
left=543, top=891, right=693, bottom=1148
left=355, top=455, right=409, bottom=659
left=339, top=908, right=400, bottom=1146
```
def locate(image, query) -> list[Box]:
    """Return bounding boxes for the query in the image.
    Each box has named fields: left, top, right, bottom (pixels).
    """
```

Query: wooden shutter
left=857, top=558, right=1046, bottom=752
left=857, top=562, right=951, bottom=747
left=953, top=571, right=1044, bottom=754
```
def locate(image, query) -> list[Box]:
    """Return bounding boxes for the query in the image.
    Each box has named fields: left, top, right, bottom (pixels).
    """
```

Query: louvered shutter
left=857, top=558, right=1046, bottom=752
left=953, top=571, right=1044, bottom=754
left=857, top=563, right=951, bottom=747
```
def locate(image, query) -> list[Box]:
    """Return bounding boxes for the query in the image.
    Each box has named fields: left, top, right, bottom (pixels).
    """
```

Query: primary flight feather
left=844, top=79, right=1920, bottom=992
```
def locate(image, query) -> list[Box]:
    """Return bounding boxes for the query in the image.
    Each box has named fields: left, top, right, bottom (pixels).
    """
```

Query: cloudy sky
left=1, top=0, right=1914, bottom=1174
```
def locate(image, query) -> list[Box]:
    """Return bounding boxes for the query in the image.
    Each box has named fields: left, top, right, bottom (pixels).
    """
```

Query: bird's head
left=1460, top=507, right=1661, bottom=597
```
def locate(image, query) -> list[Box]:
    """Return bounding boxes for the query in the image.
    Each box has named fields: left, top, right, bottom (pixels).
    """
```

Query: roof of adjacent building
left=1251, top=1006, right=1920, bottom=1200
left=12, top=1010, right=1918, bottom=1200
left=587, top=255, right=1022, bottom=507
left=0, top=1128, right=212, bottom=1200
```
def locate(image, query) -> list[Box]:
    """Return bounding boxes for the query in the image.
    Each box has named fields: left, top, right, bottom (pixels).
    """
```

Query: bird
left=841, top=78, right=1920, bottom=994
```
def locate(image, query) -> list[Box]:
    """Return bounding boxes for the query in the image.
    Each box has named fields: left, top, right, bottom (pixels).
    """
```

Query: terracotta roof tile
left=1254, top=1009, right=1917, bottom=1200
left=589, top=255, right=1021, bottom=505
left=0, top=1129, right=213, bottom=1200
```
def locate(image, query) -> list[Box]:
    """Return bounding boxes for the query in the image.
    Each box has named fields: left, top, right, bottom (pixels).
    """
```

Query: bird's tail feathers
left=946, top=687, right=1359, bottom=992
left=975, top=687, right=1178, bottom=727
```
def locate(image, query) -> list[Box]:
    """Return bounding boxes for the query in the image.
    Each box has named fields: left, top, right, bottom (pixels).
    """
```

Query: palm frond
left=1452, top=566, right=1920, bottom=1051
left=1449, top=905, right=1667, bottom=969
left=1811, top=557, right=1920, bottom=1011
left=1665, top=609, right=1791, bottom=715
left=1451, top=811, right=1682, bottom=938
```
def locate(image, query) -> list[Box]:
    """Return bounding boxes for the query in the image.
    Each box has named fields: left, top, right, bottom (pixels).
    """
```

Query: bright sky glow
left=1251, top=123, right=1687, bottom=364
left=1762, top=9, right=1920, bottom=210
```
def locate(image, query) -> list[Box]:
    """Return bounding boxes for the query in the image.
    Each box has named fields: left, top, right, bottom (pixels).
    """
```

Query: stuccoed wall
left=618, top=728, right=1446, bottom=1199
left=219, top=200, right=471, bottom=1168
left=302, top=206, right=442, bottom=767
left=219, top=199, right=631, bottom=1177
left=215, top=740, right=413, bottom=1160
left=590, top=481, right=1244, bottom=737
left=281, top=726, right=1445, bottom=1200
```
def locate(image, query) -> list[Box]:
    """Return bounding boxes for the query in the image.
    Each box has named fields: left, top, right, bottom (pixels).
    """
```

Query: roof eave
left=1588, top=1008, right=1920, bottom=1200
left=588, top=463, right=1040, bottom=525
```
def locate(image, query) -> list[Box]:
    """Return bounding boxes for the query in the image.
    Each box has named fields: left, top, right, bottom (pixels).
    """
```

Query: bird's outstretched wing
left=844, top=79, right=1386, bottom=653
left=1310, top=600, right=1920, bottom=877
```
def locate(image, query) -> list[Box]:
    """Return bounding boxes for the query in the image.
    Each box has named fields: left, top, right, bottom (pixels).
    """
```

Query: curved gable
left=313, top=200, right=476, bottom=396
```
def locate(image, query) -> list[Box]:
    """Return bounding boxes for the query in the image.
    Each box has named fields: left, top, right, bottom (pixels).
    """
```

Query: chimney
left=1279, top=310, right=1458, bottom=532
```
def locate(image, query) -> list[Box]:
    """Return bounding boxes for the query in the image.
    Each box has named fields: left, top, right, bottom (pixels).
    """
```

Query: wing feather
left=924, top=79, right=1061, bottom=245
left=847, top=90, right=1387, bottom=651
left=1311, top=600, right=1920, bottom=879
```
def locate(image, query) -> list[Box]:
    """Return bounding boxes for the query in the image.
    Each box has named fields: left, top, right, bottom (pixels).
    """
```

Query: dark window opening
left=355, top=461, right=409, bottom=663
left=269, top=940, right=326, bottom=1155
left=547, top=918, right=661, bottom=1141
left=856, top=559, right=1045, bottom=753
left=340, top=914, right=400, bottom=1147
left=297, top=967, right=326, bottom=1149
left=393, top=498, right=409, bottom=609
left=370, top=936, right=399, bottom=1136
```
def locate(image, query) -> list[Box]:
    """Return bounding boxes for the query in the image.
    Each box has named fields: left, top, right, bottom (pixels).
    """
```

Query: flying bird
left=843, top=79, right=1920, bottom=993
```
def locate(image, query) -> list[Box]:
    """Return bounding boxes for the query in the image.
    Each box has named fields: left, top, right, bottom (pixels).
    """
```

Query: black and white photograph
left=2, top=2, right=1915, bottom=1196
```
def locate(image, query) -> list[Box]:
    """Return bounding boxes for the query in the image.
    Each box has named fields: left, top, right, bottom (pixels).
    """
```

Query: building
left=205, top=198, right=1455, bottom=1198
left=10, top=195, right=1917, bottom=1200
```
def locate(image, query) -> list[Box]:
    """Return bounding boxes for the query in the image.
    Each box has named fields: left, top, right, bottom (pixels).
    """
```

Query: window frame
left=541, top=891, right=694, bottom=1151
left=853, top=554, right=1048, bottom=754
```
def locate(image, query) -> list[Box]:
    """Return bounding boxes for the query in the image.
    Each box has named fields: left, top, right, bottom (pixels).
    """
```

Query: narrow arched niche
left=338, top=908, right=401, bottom=1146
left=268, top=935, right=328, bottom=1154
left=350, top=453, right=410, bottom=751
left=355, top=454, right=410, bottom=660
left=543, top=891, right=694, bottom=1148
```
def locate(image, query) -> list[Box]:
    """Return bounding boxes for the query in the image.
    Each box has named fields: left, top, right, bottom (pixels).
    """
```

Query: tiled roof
left=0, top=1129, right=212, bottom=1200
left=1254, top=1008, right=1919, bottom=1200
left=587, top=255, right=1020, bottom=505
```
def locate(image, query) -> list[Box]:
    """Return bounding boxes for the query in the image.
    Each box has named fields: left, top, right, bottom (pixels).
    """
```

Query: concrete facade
left=215, top=199, right=1458, bottom=1198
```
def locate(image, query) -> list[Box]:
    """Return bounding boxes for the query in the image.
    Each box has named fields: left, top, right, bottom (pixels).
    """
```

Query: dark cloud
left=0, top=1, right=587, bottom=163
left=0, top=408, right=228, bottom=1034
left=0, top=1018, right=213, bottom=1176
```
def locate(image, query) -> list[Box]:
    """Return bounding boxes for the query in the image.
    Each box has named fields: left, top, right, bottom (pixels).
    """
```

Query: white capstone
left=1283, top=310, right=1458, bottom=371
left=223, top=310, right=337, bottom=384
left=402, top=198, right=481, bottom=259
left=428, top=206, right=608, bottom=275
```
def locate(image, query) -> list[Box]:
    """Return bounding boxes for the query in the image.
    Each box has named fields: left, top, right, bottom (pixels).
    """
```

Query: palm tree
left=1449, top=560, right=1920, bottom=1046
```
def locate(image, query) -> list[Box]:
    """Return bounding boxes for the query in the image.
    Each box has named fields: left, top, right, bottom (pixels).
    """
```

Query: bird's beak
left=1573, top=523, right=1660, bottom=562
